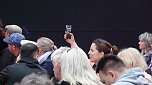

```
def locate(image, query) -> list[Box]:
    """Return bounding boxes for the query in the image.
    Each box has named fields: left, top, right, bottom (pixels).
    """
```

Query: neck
left=142, top=48, right=151, bottom=54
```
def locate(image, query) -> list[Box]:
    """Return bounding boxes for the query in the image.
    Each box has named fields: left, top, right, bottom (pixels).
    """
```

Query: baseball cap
left=20, top=40, right=37, bottom=46
left=5, top=25, right=22, bottom=34
left=3, top=33, right=25, bottom=46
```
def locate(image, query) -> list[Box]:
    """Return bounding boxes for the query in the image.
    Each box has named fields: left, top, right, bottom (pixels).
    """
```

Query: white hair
left=20, top=40, right=37, bottom=46
left=117, top=47, right=148, bottom=70
left=60, top=47, right=102, bottom=85
left=51, top=46, right=70, bottom=62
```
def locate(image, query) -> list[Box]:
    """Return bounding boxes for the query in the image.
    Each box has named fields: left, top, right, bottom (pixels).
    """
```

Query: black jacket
left=145, top=53, right=152, bottom=75
left=0, top=48, right=16, bottom=71
left=51, top=77, right=82, bottom=85
left=0, top=57, right=47, bottom=85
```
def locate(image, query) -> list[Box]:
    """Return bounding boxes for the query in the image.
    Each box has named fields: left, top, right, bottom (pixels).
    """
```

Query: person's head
left=61, top=47, right=102, bottom=85
left=138, top=32, right=152, bottom=53
left=117, top=47, right=148, bottom=70
left=51, top=47, right=70, bottom=80
left=14, top=73, right=52, bottom=85
left=0, top=28, right=5, bottom=38
left=37, top=37, right=57, bottom=57
left=0, top=19, right=4, bottom=37
left=20, top=43, right=39, bottom=60
left=96, top=54, right=126, bottom=85
left=20, top=40, right=37, bottom=46
left=4, top=25, right=22, bottom=37
left=88, top=38, right=118, bottom=64
left=15, top=40, right=38, bottom=62
left=3, top=33, right=25, bottom=56
left=0, top=19, right=3, bottom=28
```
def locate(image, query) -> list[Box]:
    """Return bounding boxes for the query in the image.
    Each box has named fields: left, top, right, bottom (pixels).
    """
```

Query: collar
left=38, top=51, right=52, bottom=64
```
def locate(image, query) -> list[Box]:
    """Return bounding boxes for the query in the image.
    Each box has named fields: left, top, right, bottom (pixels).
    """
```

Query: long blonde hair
left=117, top=47, right=148, bottom=70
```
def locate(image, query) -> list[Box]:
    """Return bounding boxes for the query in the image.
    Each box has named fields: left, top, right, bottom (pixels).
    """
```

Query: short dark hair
left=21, top=43, right=39, bottom=58
left=96, top=54, right=126, bottom=73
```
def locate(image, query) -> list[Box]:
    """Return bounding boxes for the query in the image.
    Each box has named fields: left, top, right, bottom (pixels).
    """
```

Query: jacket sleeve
left=0, top=66, right=9, bottom=85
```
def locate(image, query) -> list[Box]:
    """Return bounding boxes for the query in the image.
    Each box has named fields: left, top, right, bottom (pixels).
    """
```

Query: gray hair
left=37, top=37, right=56, bottom=52
left=139, top=32, right=152, bottom=50
left=14, top=73, right=52, bottom=85
left=5, top=25, right=22, bottom=34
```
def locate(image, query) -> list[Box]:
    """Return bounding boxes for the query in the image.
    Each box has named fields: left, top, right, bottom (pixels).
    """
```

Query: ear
left=5, top=31, right=10, bottom=37
left=108, top=70, right=116, bottom=79
left=38, top=50, right=43, bottom=56
left=33, top=51, right=39, bottom=59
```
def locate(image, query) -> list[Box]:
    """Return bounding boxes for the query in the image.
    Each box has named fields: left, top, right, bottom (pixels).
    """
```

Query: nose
left=88, top=50, right=91, bottom=55
left=138, top=41, right=141, bottom=45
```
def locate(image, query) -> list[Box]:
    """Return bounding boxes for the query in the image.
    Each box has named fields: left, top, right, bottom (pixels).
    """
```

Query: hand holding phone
left=65, top=25, right=72, bottom=39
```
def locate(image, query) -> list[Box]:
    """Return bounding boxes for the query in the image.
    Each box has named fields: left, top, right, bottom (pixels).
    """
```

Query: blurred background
left=0, top=0, right=152, bottom=53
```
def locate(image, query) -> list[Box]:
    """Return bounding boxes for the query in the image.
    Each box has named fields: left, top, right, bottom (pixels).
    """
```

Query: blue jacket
left=38, top=51, right=54, bottom=78
left=112, top=67, right=152, bottom=85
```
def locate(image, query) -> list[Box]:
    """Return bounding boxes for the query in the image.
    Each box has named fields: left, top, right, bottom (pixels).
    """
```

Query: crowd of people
left=0, top=20, right=152, bottom=85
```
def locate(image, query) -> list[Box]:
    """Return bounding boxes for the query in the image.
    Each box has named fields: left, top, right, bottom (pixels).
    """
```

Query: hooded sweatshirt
left=112, top=67, right=152, bottom=85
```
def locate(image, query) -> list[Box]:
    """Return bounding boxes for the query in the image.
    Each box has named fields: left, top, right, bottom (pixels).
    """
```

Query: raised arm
left=64, top=33, right=78, bottom=48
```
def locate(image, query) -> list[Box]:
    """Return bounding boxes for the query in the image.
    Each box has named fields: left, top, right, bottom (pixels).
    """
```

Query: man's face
left=8, top=44, right=15, bottom=54
left=99, top=71, right=116, bottom=85
left=8, top=44, right=20, bottom=57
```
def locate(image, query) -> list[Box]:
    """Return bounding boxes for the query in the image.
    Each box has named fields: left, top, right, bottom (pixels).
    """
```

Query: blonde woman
left=117, top=47, right=152, bottom=82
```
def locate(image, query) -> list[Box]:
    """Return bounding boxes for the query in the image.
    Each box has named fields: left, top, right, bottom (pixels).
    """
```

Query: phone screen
left=65, top=25, right=72, bottom=33
left=65, top=25, right=72, bottom=39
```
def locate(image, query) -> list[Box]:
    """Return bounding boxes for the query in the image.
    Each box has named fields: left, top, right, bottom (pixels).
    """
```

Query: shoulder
left=112, top=82, right=133, bottom=85
left=4, top=63, right=23, bottom=71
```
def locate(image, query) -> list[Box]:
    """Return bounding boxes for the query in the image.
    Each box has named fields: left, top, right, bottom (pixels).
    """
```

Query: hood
left=114, top=67, right=152, bottom=85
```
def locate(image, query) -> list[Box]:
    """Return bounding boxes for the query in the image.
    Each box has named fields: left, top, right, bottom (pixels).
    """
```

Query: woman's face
left=138, top=40, right=147, bottom=51
left=88, top=43, right=103, bottom=64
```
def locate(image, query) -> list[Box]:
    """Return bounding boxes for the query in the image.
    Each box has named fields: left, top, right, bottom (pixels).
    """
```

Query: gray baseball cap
left=5, top=25, right=22, bottom=34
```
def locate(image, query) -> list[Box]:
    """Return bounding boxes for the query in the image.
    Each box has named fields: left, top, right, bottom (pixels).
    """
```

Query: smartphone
left=65, top=25, right=72, bottom=33
left=65, top=25, right=72, bottom=39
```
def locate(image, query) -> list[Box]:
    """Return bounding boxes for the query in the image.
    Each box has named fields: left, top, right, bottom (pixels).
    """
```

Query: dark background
left=0, top=0, right=152, bottom=53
